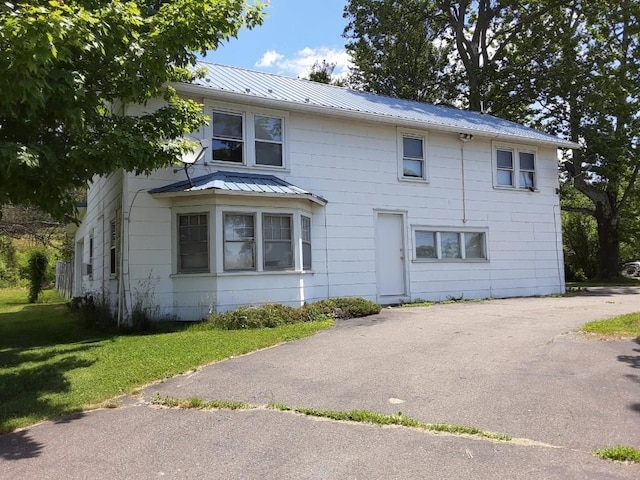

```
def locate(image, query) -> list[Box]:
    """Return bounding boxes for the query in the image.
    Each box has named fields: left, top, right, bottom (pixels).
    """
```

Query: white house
left=73, top=63, right=578, bottom=321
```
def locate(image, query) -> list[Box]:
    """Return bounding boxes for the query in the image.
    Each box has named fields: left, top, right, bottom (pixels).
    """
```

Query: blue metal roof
left=148, top=171, right=328, bottom=205
left=183, top=62, right=578, bottom=149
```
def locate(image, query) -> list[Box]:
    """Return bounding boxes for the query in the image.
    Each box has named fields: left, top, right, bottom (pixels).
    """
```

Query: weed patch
left=594, top=445, right=640, bottom=463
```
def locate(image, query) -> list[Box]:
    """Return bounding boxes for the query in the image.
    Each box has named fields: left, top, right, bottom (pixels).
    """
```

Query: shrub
left=27, top=250, right=48, bottom=303
left=209, top=297, right=381, bottom=330
left=68, top=293, right=116, bottom=331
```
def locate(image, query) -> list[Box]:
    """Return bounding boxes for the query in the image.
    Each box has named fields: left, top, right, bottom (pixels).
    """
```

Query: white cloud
left=255, top=50, right=284, bottom=67
left=254, top=47, right=353, bottom=80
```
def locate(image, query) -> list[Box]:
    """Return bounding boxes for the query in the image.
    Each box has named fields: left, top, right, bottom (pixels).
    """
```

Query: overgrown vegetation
left=207, top=297, right=381, bottom=330
left=582, top=312, right=640, bottom=337
left=27, top=250, right=48, bottom=303
left=593, top=445, right=640, bottom=463
left=0, top=288, right=332, bottom=433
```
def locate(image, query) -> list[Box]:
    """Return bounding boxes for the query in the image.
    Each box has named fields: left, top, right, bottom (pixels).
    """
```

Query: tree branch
left=561, top=205, right=595, bottom=215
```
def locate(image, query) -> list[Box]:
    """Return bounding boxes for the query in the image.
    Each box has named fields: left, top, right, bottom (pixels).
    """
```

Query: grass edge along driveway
left=0, top=289, right=332, bottom=434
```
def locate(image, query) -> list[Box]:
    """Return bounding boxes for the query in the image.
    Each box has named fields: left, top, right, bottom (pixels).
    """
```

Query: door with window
left=376, top=212, right=407, bottom=302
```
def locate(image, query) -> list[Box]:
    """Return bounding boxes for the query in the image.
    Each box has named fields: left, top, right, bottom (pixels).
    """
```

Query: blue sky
left=205, top=0, right=351, bottom=79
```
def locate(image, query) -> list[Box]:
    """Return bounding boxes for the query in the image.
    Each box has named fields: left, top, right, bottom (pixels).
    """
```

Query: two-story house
left=73, top=63, right=577, bottom=321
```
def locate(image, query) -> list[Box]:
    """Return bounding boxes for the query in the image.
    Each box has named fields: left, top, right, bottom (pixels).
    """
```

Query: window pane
left=301, top=216, right=311, bottom=242
left=415, top=231, right=437, bottom=258
left=496, top=169, right=513, bottom=186
left=519, top=171, right=535, bottom=189
left=441, top=233, right=461, bottom=258
left=302, top=243, right=312, bottom=270
left=519, top=152, right=535, bottom=170
left=496, top=149, right=513, bottom=168
left=255, top=141, right=283, bottom=166
left=224, top=242, right=255, bottom=270
left=254, top=116, right=282, bottom=142
left=264, top=215, right=291, bottom=241
left=213, top=112, right=242, bottom=139
left=403, top=159, right=423, bottom=178
left=465, top=233, right=485, bottom=259
left=212, top=139, right=243, bottom=163
left=224, top=215, right=254, bottom=241
left=403, top=137, right=423, bottom=158
left=264, top=242, right=293, bottom=268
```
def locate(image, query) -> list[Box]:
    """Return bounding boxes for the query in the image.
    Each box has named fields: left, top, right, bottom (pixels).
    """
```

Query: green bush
left=0, top=236, right=19, bottom=287
left=209, top=297, right=381, bottom=330
left=27, top=250, right=48, bottom=303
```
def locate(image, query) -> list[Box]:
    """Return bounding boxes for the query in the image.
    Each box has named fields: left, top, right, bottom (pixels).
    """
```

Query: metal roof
left=148, top=170, right=328, bottom=205
left=181, top=62, right=578, bottom=149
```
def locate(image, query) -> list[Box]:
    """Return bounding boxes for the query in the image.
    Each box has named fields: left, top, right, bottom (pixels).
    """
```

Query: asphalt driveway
left=2, top=288, right=640, bottom=479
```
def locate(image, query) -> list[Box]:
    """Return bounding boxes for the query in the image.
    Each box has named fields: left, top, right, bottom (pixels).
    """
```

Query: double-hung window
left=494, top=144, right=537, bottom=190
left=263, top=214, right=293, bottom=270
left=223, top=214, right=256, bottom=271
left=401, top=135, right=426, bottom=179
left=254, top=115, right=283, bottom=166
left=212, top=112, right=244, bottom=163
left=414, top=230, right=487, bottom=261
left=301, top=216, right=312, bottom=270
left=178, top=214, right=209, bottom=273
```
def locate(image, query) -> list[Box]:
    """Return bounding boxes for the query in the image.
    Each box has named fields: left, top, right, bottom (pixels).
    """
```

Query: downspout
left=459, top=133, right=474, bottom=223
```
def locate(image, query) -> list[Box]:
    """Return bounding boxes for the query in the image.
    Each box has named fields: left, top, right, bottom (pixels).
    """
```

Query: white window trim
left=412, top=226, right=489, bottom=262
left=492, top=142, right=538, bottom=191
left=397, top=128, right=429, bottom=182
left=216, top=207, right=310, bottom=275
left=203, top=100, right=289, bottom=171
left=171, top=206, right=214, bottom=275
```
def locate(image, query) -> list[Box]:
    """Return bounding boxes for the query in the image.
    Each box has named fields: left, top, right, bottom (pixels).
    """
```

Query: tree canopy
left=0, top=1, right=263, bottom=220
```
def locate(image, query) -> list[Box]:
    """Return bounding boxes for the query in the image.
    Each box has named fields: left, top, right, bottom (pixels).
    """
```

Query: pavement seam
left=143, top=394, right=572, bottom=450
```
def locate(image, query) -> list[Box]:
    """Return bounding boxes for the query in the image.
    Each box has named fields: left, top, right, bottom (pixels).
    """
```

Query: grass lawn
left=0, top=289, right=332, bottom=433
left=567, top=277, right=640, bottom=288
left=582, top=312, right=640, bottom=337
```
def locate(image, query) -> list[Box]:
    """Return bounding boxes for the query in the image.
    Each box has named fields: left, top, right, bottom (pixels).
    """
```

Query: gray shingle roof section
left=187, top=62, right=577, bottom=149
left=148, top=171, right=327, bottom=205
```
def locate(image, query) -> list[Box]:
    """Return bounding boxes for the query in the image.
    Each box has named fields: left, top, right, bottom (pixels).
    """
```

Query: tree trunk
left=594, top=208, right=620, bottom=279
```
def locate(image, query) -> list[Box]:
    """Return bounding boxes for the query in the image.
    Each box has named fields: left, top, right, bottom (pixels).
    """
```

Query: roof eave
left=149, top=186, right=328, bottom=206
left=175, top=82, right=579, bottom=150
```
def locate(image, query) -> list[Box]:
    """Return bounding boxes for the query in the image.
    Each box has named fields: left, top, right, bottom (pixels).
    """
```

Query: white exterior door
left=376, top=212, right=406, bottom=301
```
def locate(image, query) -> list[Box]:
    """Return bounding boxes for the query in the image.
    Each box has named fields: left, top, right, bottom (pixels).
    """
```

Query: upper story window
left=398, top=129, right=428, bottom=181
left=212, top=112, right=244, bottom=163
left=209, top=105, right=286, bottom=169
left=254, top=116, right=283, bottom=166
left=494, top=143, right=537, bottom=190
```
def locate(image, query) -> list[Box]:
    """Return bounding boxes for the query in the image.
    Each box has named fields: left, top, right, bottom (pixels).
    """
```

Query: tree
left=344, top=0, right=563, bottom=117
left=531, top=0, right=640, bottom=278
left=308, top=60, right=335, bottom=85
left=0, top=1, right=264, bottom=221
left=343, top=0, right=457, bottom=104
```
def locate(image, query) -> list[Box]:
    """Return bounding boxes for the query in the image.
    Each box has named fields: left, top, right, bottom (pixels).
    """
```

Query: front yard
left=0, top=289, right=332, bottom=433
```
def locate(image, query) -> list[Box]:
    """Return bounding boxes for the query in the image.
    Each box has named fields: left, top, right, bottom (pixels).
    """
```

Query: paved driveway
left=2, top=288, right=640, bottom=479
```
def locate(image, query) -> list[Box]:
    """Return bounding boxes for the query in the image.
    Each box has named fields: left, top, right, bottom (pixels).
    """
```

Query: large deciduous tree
left=0, top=1, right=263, bottom=220
left=531, top=0, right=640, bottom=278
left=344, top=0, right=561, bottom=118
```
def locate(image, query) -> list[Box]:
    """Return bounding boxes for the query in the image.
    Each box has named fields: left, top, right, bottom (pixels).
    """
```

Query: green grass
left=0, top=288, right=332, bottom=433
left=581, top=312, right=640, bottom=337
left=267, top=403, right=511, bottom=441
left=594, top=445, right=640, bottom=463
